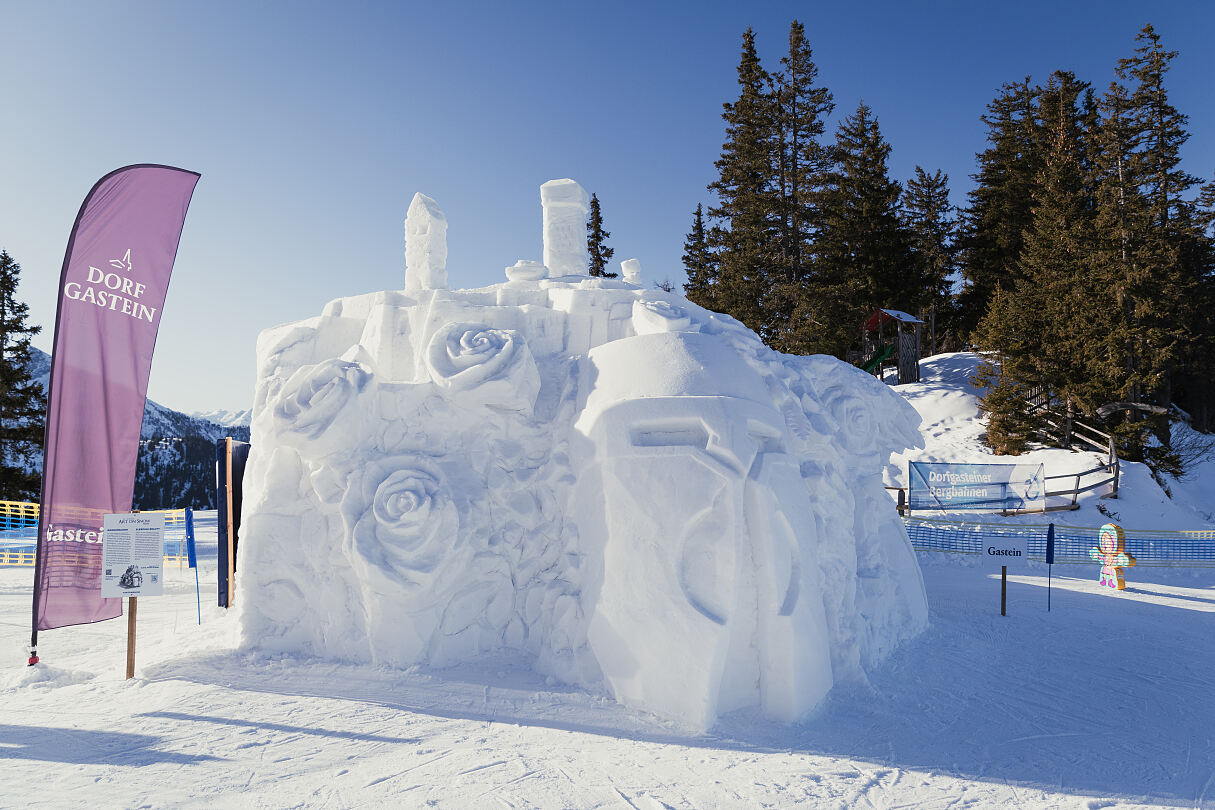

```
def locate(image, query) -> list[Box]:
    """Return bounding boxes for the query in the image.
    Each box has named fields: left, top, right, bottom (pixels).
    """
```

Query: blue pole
left=185, top=508, right=201, bottom=625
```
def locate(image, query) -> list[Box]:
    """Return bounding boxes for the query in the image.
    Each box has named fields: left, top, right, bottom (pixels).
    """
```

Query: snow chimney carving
left=540, top=179, right=590, bottom=278
left=405, top=192, right=448, bottom=292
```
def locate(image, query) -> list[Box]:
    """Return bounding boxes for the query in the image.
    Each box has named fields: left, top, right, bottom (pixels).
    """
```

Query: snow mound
left=5, top=663, right=96, bottom=689
left=238, top=180, right=928, bottom=731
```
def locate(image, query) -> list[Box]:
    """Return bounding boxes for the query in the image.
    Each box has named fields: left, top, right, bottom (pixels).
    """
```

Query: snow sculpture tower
left=404, top=192, right=448, bottom=292
left=540, top=179, right=589, bottom=277
left=620, top=258, right=641, bottom=285
left=239, top=179, right=928, bottom=732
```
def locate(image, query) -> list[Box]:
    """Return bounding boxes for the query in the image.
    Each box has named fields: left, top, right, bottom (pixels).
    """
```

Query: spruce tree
left=1089, top=78, right=1153, bottom=412
left=682, top=203, right=715, bottom=303
left=972, top=72, right=1099, bottom=451
left=902, top=167, right=958, bottom=353
left=702, top=27, right=779, bottom=336
left=0, top=250, right=47, bottom=501
left=1015, top=71, right=1100, bottom=410
left=1107, top=24, right=1206, bottom=452
left=957, top=79, right=1040, bottom=339
left=768, top=20, right=835, bottom=350
left=586, top=193, right=617, bottom=277
left=807, top=102, right=913, bottom=357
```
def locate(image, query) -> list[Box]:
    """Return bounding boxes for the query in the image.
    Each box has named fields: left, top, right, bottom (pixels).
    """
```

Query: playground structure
left=860, top=309, right=923, bottom=385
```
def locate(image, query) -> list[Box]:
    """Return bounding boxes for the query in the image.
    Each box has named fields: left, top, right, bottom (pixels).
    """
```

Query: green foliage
left=586, top=193, right=617, bottom=277
left=957, top=79, right=1040, bottom=339
left=694, top=23, right=938, bottom=362
left=0, top=250, right=47, bottom=500
left=700, top=27, right=779, bottom=334
left=973, top=355, right=1038, bottom=456
left=803, top=102, right=914, bottom=357
left=682, top=203, right=715, bottom=303
left=962, top=25, right=1215, bottom=471
left=902, top=167, right=960, bottom=353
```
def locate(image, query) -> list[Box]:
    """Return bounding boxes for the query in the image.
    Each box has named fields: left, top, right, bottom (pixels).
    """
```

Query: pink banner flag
left=32, top=165, right=200, bottom=639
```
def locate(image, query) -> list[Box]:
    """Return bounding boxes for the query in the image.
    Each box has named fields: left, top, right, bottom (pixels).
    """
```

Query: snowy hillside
left=2, top=350, right=1212, bottom=808
left=889, top=352, right=1215, bottom=531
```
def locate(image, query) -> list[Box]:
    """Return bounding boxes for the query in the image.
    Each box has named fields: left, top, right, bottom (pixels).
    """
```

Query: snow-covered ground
left=2, top=353, right=1213, bottom=808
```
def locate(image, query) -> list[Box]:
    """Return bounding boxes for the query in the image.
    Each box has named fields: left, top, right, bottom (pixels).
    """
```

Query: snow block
left=238, top=181, right=928, bottom=731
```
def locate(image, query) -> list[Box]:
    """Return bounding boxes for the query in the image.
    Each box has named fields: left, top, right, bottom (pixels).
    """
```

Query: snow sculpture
left=540, top=179, right=589, bottom=277
left=239, top=180, right=928, bottom=731
left=620, top=257, right=641, bottom=285
left=404, top=192, right=447, bottom=292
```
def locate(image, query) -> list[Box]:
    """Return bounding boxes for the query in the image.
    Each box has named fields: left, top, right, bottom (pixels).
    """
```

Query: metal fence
left=904, top=516, right=1215, bottom=568
left=0, top=501, right=195, bottom=567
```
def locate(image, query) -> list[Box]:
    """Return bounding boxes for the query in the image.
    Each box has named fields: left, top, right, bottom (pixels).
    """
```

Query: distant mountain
left=189, top=407, right=252, bottom=428
left=23, top=347, right=248, bottom=509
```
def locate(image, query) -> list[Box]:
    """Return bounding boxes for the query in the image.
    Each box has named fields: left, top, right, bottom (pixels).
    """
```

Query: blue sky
left=2, top=1, right=1212, bottom=412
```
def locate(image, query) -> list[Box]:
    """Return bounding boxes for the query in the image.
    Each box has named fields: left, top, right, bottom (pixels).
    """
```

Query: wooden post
left=126, top=596, right=137, bottom=679
left=1001, top=566, right=1007, bottom=616
left=225, top=436, right=236, bottom=607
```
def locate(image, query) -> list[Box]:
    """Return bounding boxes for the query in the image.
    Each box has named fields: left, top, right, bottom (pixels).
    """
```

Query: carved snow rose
left=342, top=458, right=459, bottom=590
left=425, top=322, right=539, bottom=410
left=273, top=358, right=371, bottom=439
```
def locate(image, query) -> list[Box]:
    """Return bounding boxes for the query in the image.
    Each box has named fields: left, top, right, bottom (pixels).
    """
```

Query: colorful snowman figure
left=1089, top=522, right=1136, bottom=590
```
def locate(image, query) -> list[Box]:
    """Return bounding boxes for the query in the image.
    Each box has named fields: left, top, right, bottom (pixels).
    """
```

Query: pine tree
left=1107, top=24, right=1206, bottom=452
left=1015, top=71, right=1100, bottom=410
left=957, top=79, right=1040, bottom=339
left=768, top=20, right=834, bottom=350
left=806, top=102, right=913, bottom=357
left=1089, top=79, right=1153, bottom=412
left=682, top=203, right=715, bottom=302
left=586, top=193, right=617, bottom=277
left=971, top=72, right=1101, bottom=453
left=902, top=167, right=958, bottom=353
left=702, top=27, right=779, bottom=336
left=0, top=250, right=47, bottom=501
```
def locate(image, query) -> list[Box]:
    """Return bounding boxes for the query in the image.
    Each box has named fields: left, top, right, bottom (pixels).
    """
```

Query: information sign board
left=101, top=512, right=165, bottom=598
left=908, top=462, right=1045, bottom=512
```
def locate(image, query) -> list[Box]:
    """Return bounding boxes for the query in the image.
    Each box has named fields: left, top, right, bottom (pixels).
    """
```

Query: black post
left=1001, top=565, right=1007, bottom=616
left=1046, top=523, right=1055, bottom=612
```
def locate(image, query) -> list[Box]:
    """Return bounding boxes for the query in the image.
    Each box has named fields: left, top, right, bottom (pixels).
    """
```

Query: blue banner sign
left=908, top=462, right=1045, bottom=512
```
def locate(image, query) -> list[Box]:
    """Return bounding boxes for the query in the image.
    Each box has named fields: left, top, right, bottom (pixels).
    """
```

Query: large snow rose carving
left=425, top=322, right=540, bottom=411
left=341, top=458, right=460, bottom=593
left=273, top=358, right=371, bottom=440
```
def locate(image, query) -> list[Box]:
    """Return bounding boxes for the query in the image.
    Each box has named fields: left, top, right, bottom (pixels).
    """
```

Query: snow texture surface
left=238, top=180, right=928, bottom=730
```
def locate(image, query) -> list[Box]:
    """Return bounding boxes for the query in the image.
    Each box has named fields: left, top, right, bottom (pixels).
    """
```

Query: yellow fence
left=0, top=502, right=194, bottom=568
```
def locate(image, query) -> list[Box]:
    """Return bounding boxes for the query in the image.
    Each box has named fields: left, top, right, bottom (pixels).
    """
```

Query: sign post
left=982, top=535, right=1028, bottom=616
left=1046, top=523, right=1056, bottom=611
left=101, top=512, right=165, bottom=679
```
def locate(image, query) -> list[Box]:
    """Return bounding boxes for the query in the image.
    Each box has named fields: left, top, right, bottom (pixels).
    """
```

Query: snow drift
left=237, top=180, right=928, bottom=730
